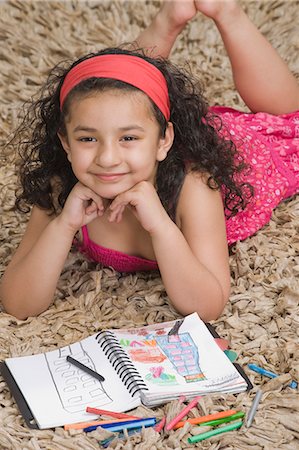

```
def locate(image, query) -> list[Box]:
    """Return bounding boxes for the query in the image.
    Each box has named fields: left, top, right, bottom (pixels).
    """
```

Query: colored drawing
left=118, top=319, right=205, bottom=383
left=128, top=347, right=167, bottom=364
left=145, top=366, right=178, bottom=386
left=156, top=329, right=167, bottom=336
left=119, top=336, right=166, bottom=363
left=119, top=326, right=167, bottom=338
left=155, top=331, right=205, bottom=383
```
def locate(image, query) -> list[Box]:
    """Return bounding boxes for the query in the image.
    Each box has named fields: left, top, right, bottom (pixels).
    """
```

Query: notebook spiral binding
left=96, top=331, right=148, bottom=397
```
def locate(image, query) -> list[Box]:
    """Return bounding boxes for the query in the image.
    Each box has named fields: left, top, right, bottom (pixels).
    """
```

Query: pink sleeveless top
left=76, top=225, right=159, bottom=273
left=75, top=107, right=299, bottom=271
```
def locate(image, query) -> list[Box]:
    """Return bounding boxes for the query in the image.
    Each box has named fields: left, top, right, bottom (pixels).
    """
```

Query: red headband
left=60, top=54, right=170, bottom=120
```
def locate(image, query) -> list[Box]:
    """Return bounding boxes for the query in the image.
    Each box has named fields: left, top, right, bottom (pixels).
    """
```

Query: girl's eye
left=121, top=136, right=137, bottom=142
left=79, top=137, right=96, bottom=142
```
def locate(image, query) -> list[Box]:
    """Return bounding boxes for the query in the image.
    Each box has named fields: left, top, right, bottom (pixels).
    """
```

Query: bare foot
left=135, top=0, right=198, bottom=58
left=195, top=0, right=240, bottom=24
left=158, top=0, right=198, bottom=32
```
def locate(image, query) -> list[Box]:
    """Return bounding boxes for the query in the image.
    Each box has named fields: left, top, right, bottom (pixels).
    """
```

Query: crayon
left=188, top=420, right=243, bottom=443
left=166, top=396, right=201, bottom=431
left=66, top=355, right=105, bottom=382
left=173, top=409, right=237, bottom=429
left=178, top=395, right=186, bottom=404
left=64, top=417, right=139, bottom=430
left=86, top=406, right=139, bottom=419
left=198, top=411, right=245, bottom=427
left=248, top=364, right=298, bottom=389
left=154, top=416, right=166, bottom=432
left=102, top=416, right=155, bottom=428
left=84, top=417, right=156, bottom=433
left=246, top=389, right=263, bottom=428
left=101, top=428, right=141, bottom=448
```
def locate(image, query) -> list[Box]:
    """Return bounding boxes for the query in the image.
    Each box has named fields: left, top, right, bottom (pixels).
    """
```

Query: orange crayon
left=173, top=409, right=238, bottom=429
left=64, top=416, right=139, bottom=431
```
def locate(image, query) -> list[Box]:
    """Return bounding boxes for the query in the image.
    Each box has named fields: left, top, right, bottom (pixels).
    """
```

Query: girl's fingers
left=115, top=205, right=125, bottom=223
left=109, top=190, right=138, bottom=213
left=80, top=186, right=105, bottom=211
left=92, top=196, right=105, bottom=213
left=86, top=199, right=104, bottom=216
left=85, top=201, right=97, bottom=215
left=89, top=190, right=105, bottom=214
left=109, top=203, right=126, bottom=222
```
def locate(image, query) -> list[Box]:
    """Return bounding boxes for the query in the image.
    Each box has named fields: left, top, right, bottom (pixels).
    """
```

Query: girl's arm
left=151, top=173, right=230, bottom=322
left=109, top=175, right=230, bottom=322
left=199, top=0, right=299, bottom=114
left=0, top=207, right=75, bottom=319
left=0, top=183, right=104, bottom=320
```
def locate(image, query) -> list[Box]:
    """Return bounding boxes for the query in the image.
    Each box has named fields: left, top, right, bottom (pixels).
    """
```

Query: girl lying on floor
left=1, top=0, right=298, bottom=321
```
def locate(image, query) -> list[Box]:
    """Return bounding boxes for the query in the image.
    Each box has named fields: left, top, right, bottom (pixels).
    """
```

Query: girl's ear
left=57, top=132, right=72, bottom=162
left=156, top=122, right=174, bottom=162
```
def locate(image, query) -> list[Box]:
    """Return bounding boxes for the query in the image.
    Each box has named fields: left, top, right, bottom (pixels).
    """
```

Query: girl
left=1, top=0, right=298, bottom=321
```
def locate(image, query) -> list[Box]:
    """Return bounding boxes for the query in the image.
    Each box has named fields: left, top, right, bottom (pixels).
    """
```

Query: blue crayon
left=101, top=428, right=141, bottom=448
left=248, top=364, right=297, bottom=389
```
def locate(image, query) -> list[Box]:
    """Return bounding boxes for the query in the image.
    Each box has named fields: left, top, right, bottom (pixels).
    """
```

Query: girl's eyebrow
left=73, top=125, right=98, bottom=133
left=73, top=125, right=146, bottom=133
left=118, top=125, right=145, bottom=132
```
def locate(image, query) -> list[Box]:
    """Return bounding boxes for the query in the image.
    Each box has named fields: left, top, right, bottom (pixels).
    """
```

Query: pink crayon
left=154, top=416, right=166, bottom=432
left=166, top=396, right=201, bottom=431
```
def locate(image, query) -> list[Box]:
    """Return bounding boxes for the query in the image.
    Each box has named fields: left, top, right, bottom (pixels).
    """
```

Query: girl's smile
left=92, top=164, right=131, bottom=185
left=59, top=89, right=173, bottom=199
left=94, top=172, right=129, bottom=182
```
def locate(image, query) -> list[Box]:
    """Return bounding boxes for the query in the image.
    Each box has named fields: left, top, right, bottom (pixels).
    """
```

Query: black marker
left=66, top=355, right=105, bottom=382
left=168, top=319, right=184, bottom=336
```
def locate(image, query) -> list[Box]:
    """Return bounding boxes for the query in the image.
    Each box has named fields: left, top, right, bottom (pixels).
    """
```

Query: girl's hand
left=108, top=181, right=171, bottom=235
left=59, top=182, right=105, bottom=232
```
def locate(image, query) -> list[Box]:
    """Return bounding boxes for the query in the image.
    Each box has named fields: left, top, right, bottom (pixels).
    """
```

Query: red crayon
left=86, top=406, right=139, bottom=419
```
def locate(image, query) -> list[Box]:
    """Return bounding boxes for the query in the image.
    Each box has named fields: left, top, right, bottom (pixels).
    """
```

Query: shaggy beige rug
left=0, top=1, right=298, bottom=449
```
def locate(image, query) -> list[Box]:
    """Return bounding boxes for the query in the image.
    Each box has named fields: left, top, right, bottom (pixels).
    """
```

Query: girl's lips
left=95, top=173, right=127, bottom=182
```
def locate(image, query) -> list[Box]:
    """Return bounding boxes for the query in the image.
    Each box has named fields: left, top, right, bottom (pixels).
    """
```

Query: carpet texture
left=0, top=1, right=298, bottom=449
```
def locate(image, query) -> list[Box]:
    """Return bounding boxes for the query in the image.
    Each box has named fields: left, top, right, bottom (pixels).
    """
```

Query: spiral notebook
left=0, top=313, right=250, bottom=429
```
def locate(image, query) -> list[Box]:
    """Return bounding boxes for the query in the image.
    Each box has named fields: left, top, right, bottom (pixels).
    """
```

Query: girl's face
left=59, top=89, right=174, bottom=200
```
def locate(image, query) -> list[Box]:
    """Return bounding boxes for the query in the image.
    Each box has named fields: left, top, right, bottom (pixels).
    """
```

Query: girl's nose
left=95, top=143, right=121, bottom=167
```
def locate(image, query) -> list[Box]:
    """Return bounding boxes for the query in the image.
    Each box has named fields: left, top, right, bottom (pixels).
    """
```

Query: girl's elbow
left=6, top=308, right=30, bottom=321
left=203, top=305, right=225, bottom=322
left=0, top=278, right=52, bottom=319
left=200, top=308, right=222, bottom=322
left=1, top=287, right=42, bottom=320
left=199, top=289, right=230, bottom=322
left=1, top=296, right=30, bottom=320
left=2, top=303, right=42, bottom=321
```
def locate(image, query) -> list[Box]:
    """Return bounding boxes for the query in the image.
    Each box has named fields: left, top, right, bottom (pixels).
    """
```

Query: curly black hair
left=14, top=47, right=252, bottom=221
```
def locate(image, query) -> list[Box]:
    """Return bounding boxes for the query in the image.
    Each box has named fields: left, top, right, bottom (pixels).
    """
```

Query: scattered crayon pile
left=63, top=360, right=299, bottom=446
left=64, top=400, right=249, bottom=446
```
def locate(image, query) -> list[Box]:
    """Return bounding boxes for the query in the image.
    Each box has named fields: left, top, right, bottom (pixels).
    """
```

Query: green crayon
left=198, top=411, right=245, bottom=427
left=188, top=420, right=243, bottom=444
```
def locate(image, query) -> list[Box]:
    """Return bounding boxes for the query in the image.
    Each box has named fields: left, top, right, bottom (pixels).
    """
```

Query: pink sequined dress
left=76, top=107, right=299, bottom=272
